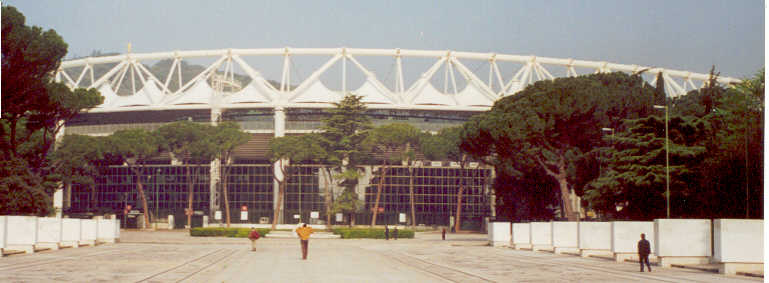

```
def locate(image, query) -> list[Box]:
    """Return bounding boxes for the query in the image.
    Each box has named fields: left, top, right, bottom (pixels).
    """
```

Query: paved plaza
left=0, top=230, right=761, bottom=282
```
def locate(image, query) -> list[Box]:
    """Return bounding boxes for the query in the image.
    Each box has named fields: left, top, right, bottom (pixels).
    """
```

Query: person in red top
left=248, top=227, right=260, bottom=251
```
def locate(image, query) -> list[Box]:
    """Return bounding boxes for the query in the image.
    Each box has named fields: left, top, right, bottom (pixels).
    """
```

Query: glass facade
left=222, top=165, right=274, bottom=223
left=283, top=166, right=326, bottom=224
left=70, top=164, right=491, bottom=228
left=364, top=167, right=492, bottom=229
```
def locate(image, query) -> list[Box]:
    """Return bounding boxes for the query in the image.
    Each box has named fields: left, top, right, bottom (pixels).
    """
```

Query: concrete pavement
left=0, top=230, right=761, bottom=282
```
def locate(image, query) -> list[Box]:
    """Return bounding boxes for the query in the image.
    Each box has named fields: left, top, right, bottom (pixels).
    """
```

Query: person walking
left=384, top=225, right=389, bottom=240
left=393, top=227, right=398, bottom=240
left=637, top=233, right=652, bottom=272
left=442, top=228, right=446, bottom=240
left=296, top=223, right=314, bottom=260
left=248, top=227, right=260, bottom=251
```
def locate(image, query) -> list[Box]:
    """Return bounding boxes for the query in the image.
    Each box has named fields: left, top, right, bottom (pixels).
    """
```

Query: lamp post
left=155, top=169, right=161, bottom=229
left=653, top=105, right=670, bottom=218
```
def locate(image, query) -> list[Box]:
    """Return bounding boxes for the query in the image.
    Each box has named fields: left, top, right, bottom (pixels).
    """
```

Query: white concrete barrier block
left=713, top=219, right=763, bottom=264
left=0, top=216, right=6, bottom=250
left=37, top=217, right=63, bottom=250
left=611, top=221, right=655, bottom=262
left=488, top=222, right=511, bottom=247
left=578, top=222, right=611, bottom=257
left=512, top=223, right=531, bottom=249
left=6, top=216, right=37, bottom=253
left=552, top=222, right=578, bottom=254
left=97, top=219, right=118, bottom=243
left=611, top=221, right=654, bottom=253
left=80, top=219, right=97, bottom=246
left=61, top=218, right=81, bottom=248
left=530, top=222, right=552, bottom=251
left=655, top=219, right=711, bottom=267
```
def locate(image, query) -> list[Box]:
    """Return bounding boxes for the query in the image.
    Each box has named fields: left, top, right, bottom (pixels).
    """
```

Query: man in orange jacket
left=295, top=223, right=314, bottom=260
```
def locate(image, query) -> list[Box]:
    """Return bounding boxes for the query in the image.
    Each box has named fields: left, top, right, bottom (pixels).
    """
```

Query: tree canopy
left=1, top=6, right=103, bottom=215
left=461, top=72, right=656, bottom=221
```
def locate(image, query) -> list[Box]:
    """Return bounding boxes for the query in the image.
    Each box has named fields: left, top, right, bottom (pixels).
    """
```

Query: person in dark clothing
left=637, top=233, right=652, bottom=272
left=385, top=225, right=389, bottom=240
left=442, top=228, right=446, bottom=240
left=393, top=227, right=398, bottom=240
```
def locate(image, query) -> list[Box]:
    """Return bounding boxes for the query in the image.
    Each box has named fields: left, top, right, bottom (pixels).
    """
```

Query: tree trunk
left=455, top=185, right=464, bottom=233
left=408, top=167, right=416, bottom=229
left=371, top=162, right=389, bottom=227
left=535, top=154, right=577, bottom=221
left=137, top=179, right=151, bottom=229
left=89, top=183, right=97, bottom=213
left=272, top=180, right=285, bottom=230
left=223, top=165, right=231, bottom=228
left=324, top=168, right=333, bottom=228
left=186, top=166, right=194, bottom=229
left=556, top=176, right=577, bottom=221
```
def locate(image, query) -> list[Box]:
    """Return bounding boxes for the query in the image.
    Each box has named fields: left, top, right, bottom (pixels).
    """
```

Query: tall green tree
left=157, top=121, right=218, bottom=228
left=107, top=129, right=160, bottom=228
left=461, top=72, right=654, bottom=220
left=268, top=134, right=327, bottom=229
left=584, top=116, right=709, bottom=219
left=51, top=134, right=108, bottom=212
left=1, top=6, right=103, bottom=215
left=320, top=94, right=372, bottom=226
left=363, top=123, right=420, bottom=226
left=213, top=121, right=252, bottom=227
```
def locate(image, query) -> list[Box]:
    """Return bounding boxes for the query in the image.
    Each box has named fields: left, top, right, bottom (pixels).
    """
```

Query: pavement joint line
left=0, top=248, right=125, bottom=271
left=174, top=248, right=241, bottom=282
left=382, top=251, right=472, bottom=283
left=496, top=249, right=706, bottom=283
left=394, top=250, right=496, bottom=282
left=134, top=248, right=228, bottom=283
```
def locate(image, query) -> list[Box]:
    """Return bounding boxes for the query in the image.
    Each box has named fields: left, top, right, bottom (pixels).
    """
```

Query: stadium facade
left=55, top=48, right=739, bottom=228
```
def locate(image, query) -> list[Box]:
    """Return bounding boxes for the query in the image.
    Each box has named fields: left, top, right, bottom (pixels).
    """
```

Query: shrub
left=190, top=227, right=271, bottom=238
left=331, top=228, right=414, bottom=239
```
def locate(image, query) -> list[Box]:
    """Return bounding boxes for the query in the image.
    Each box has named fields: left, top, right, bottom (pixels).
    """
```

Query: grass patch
left=332, top=228, right=414, bottom=239
left=190, top=227, right=271, bottom=238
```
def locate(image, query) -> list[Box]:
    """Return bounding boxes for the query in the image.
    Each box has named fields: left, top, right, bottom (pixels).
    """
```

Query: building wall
left=68, top=164, right=491, bottom=227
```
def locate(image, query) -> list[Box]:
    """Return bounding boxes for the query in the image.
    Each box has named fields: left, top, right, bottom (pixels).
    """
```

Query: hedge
left=190, top=227, right=271, bottom=238
left=332, top=228, right=414, bottom=239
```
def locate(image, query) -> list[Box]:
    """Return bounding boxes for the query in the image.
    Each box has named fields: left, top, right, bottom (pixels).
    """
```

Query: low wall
left=655, top=219, right=711, bottom=267
left=62, top=218, right=81, bottom=248
left=488, top=222, right=511, bottom=247
left=578, top=222, right=611, bottom=257
left=530, top=222, right=552, bottom=251
left=713, top=219, right=763, bottom=275
left=0, top=216, right=6, bottom=251
left=37, top=217, right=63, bottom=250
left=552, top=222, right=578, bottom=254
left=80, top=219, right=97, bottom=246
left=611, top=221, right=655, bottom=262
left=6, top=216, right=37, bottom=253
left=512, top=223, right=531, bottom=249
left=97, top=219, right=120, bottom=243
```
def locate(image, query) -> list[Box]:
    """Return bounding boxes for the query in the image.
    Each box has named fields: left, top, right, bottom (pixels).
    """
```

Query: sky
left=7, top=0, right=765, bottom=81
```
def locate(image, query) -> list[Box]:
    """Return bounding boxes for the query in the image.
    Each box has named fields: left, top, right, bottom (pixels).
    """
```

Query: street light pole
left=654, top=105, right=670, bottom=218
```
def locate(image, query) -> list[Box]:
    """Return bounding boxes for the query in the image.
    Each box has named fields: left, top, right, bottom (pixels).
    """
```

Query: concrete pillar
left=273, top=107, right=286, bottom=224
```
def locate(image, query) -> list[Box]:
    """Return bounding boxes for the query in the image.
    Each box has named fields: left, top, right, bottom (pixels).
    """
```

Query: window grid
left=365, top=167, right=491, bottom=225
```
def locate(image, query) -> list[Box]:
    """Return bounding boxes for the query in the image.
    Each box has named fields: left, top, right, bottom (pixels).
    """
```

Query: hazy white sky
left=8, top=0, right=765, bottom=80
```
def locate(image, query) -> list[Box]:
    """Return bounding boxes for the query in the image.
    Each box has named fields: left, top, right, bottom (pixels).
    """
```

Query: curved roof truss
left=56, top=48, right=741, bottom=113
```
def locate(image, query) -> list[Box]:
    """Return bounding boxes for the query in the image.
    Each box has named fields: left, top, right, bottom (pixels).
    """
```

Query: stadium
left=55, top=47, right=740, bottom=229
